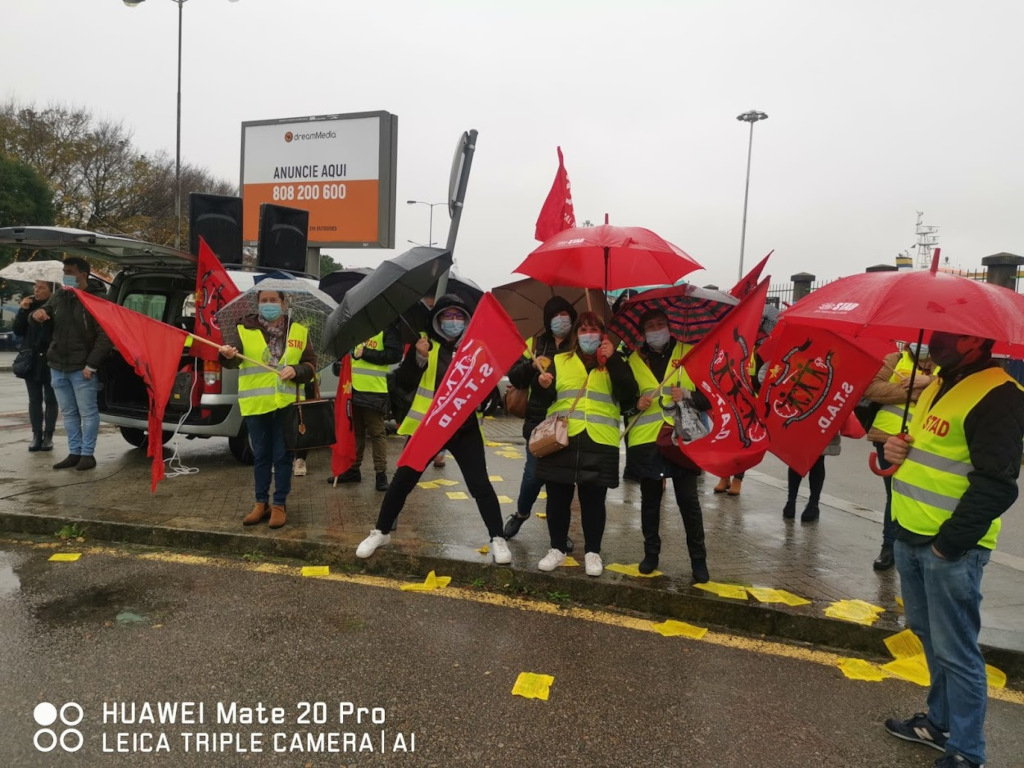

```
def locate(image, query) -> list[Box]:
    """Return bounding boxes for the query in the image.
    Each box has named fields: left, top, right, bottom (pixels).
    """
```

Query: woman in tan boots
left=713, top=474, right=743, bottom=495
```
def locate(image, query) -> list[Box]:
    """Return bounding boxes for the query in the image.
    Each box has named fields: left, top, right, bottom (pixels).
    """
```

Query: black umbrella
left=324, top=246, right=453, bottom=357
left=319, top=267, right=373, bottom=303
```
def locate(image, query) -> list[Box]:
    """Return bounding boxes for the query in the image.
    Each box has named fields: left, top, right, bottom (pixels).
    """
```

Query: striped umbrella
left=608, top=283, right=739, bottom=351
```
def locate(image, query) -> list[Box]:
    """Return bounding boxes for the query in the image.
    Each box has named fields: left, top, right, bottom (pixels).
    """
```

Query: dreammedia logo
left=33, top=702, right=84, bottom=753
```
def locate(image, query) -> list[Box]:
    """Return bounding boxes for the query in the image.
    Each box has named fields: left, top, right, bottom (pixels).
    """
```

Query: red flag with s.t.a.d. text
left=192, top=236, right=241, bottom=361
left=534, top=146, right=576, bottom=242
left=74, top=289, right=188, bottom=492
left=330, top=355, right=358, bottom=479
left=678, top=280, right=770, bottom=476
left=398, top=293, right=526, bottom=472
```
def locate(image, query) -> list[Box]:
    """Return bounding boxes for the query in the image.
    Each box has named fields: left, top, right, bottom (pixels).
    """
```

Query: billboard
left=240, top=111, right=397, bottom=249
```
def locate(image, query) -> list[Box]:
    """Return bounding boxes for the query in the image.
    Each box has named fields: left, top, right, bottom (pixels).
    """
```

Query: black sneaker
left=873, top=545, right=896, bottom=571
left=691, top=558, right=710, bottom=583
left=638, top=554, right=659, bottom=575
left=800, top=502, right=820, bottom=523
left=503, top=514, right=528, bottom=539
left=884, top=713, right=948, bottom=753
left=782, top=500, right=797, bottom=519
left=375, top=472, right=389, bottom=492
left=328, top=468, right=361, bottom=484
left=934, top=754, right=982, bottom=768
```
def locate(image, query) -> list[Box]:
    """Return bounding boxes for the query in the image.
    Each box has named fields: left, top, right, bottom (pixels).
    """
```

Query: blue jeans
left=516, top=449, right=544, bottom=518
left=895, top=540, right=991, bottom=765
left=875, top=442, right=896, bottom=545
left=246, top=410, right=292, bottom=505
left=49, top=368, right=100, bottom=456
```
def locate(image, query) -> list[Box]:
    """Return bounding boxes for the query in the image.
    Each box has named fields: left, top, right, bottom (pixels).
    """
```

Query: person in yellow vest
left=624, top=309, right=710, bottom=581
left=863, top=342, right=936, bottom=570
left=882, top=332, right=1024, bottom=768
left=533, top=311, right=638, bottom=577
left=330, top=321, right=402, bottom=491
left=218, top=290, right=317, bottom=530
left=355, top=295, right=510, bottom=563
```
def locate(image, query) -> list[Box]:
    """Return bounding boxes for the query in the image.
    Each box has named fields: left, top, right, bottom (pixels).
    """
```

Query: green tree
left=0, top=152, right=55, bottom=227
left=320, top=252, right=342, bottom=278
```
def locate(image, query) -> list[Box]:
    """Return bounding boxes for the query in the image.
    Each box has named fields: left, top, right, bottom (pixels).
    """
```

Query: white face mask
left=645, top=328, right=671, bottom=350
left=578, top=333, right=601, bottom=354
left=550, top=316, right=572, bottom=338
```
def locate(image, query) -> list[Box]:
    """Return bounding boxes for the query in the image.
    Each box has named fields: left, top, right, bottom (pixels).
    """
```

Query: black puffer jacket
left=507, top=296, right=577, bottom=439
left=13, top=297, right=54, bottom=384
left=37, top=281, right=112, bottom=373
left=533, top=348, right=638, bottom=489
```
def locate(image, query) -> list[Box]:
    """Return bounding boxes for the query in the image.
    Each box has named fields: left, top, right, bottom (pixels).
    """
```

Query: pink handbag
left=528, top=374, right=590, bottom=458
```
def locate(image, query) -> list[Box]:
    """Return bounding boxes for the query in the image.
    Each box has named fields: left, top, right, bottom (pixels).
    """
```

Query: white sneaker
left=356, top=529, right=390, bottom=558
left=490, top=536, right=512, bottom=564
left=292, top=458, right=307, bottom=476
left=584, top=552, right=603, bottom=577
left=538, top=548, right=566, bottom=571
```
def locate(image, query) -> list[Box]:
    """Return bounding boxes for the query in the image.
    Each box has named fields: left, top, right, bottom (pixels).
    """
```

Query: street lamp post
left=124, top=0, right=239, bottom=250
left=406, top=200, right=445, bottom=248
left=736, top=109, right=768, bottom=282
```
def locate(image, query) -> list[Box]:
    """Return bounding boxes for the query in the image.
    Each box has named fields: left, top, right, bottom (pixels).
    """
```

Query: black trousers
left=25, top=379, right=58, bottom=437
left=375, top=426, right=503, bottom=538
left=640, top=474, right=706, bottom=561
left=544, top=481, right=607, bottom=554
left=787, top=456, right=826, bottom=504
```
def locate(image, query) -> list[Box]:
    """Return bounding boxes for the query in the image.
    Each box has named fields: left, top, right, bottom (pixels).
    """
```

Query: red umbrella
left=514, top=223, right=702, bottom=294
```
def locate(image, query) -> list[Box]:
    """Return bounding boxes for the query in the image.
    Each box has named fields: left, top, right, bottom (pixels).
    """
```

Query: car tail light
left=203, top=360, right=222, bottom=392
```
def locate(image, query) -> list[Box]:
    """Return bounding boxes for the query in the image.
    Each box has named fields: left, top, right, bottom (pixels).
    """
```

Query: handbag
left=284, top=380, right=336, bottom=451
left=528, top=373, right=590, bottom=459
left=503, top=384, right=529, bottom=419
left=656, top=397, right=709, bottom=472
left=12, top=348, right=36, bottom=380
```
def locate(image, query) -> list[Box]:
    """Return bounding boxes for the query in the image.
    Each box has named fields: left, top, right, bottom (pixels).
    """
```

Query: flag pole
left=187, top=333, right=279, bottom=373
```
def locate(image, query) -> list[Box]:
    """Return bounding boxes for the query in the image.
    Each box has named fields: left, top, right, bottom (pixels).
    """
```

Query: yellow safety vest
left=872, top=351, right=921, bottom=435
left=351, top=332, right=389, bottom=394
left=548, top=352, right=621, bottom=447
left=892, top=367, right=1020, bottom=549
left=397, top=344, right=482, bottom=437
left=237, top=323, right=308, bottom=417
left=626, top=341, right=695, bottom=448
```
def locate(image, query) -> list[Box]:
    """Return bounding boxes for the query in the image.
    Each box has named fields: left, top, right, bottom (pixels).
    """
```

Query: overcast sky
left=4, top=0, right=1022, bottom=291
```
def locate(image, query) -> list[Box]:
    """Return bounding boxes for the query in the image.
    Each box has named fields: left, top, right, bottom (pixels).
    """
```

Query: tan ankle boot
left=243, top=502, right=269, bottom=526
left=269, top=504, right=287, bottom=529
left=727, top=477, right=742, bottom=496
left=713, top=477, right=730, bottom=493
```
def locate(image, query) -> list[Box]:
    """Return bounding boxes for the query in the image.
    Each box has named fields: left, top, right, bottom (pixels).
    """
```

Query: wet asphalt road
left=1, top=542, right=1022, bottom=768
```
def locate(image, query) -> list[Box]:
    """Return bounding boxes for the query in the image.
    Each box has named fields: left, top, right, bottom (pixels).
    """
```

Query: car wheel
left=228, top=423, right=255, bottom=465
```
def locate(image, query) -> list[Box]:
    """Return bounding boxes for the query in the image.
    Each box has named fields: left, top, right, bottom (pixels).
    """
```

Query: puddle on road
left=0, top=552, right=20, bottom=597
left=32, top=575, right=185, bottom=627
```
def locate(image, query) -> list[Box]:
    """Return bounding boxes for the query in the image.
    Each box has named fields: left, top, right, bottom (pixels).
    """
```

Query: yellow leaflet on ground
left=48, top=553, right=81, bottom=562
left=562, top=556, right=580, bottom=567
left=652, top=620, right=708, bottom=639
left=987, top=665, right=1007, bottom=689
left=417, top=481, right=440, bottom=490
left=497, top=453, right=523, bottom=459
left=538, top=492, right=547, bottom=500
left=605, top=563, right=663, bottom=578
left=477, top=545, right=489, bottom=555
left=489, top=476, right=503, bottom=482
left=301, top=566, right=329, bottom=577
left=694, top=582, right=748, bottom=600
left=775, top=590, right=812, bottom=606
left=497, top=496, right=514, bottom=504
left=824, top=599, right=885, bottom=626
left=446, top=491, right=469, bottom=500
left=512, top=672, right=554, bottom=701
left=881, top=654, right=930, bottom=687
left=485, top=441, right=511, bottom=447
left=895, top=595, right=904, bottom=609
left=484, top=415, right=495, bottom=420
left=536, top=512, right=547, bottom=519
left=838, top=658, right=888, bottom=682
left=884, top=629, right=925, bottom=660
left=400, top=570, right=452, bottom=592
left=434, top=479, right=459, bottom=486
left=747, top=587, right=810, bottom=606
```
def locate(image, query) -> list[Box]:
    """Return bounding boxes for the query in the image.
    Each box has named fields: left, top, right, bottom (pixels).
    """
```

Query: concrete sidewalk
left=0, top=409, right=1022, bottom=686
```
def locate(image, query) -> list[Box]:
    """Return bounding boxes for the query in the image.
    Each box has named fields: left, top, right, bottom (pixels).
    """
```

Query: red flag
left=398, top=293, right=526, bottom=471
left=330, top=355, right=357, bottom=478
left=730, top=251, right=773, bottom=299
left=759, top=326, right=887, bottom=475
left=74, top=289, right=188, bottom=492
left=192, top=236, right=241, bottom=361
left=678, top=280, right=771, bottom=476
left=534, top=146, right=576, bottom=242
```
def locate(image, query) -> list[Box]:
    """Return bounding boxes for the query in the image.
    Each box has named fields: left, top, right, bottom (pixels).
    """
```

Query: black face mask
left=928, top=335, right=963, bottom=370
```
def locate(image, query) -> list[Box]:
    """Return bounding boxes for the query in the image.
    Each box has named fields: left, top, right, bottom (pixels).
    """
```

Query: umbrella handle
left=868, top=433, right=906, bottom=477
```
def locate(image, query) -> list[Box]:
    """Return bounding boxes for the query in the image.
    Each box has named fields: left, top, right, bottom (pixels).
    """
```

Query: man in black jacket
left=31, top=258, right=111, bottom=471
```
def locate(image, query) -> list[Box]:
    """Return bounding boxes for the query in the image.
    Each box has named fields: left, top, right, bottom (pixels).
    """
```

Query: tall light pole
left=124, top=0, right=239, bottom=250
left=406, top=200, right=445, bottom=248
left=736, top=109, right=768, bottom=282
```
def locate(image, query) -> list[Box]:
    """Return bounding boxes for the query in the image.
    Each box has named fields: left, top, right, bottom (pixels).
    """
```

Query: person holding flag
left=355, top=294, right=510, bottom=563
left=624, top=309, right=711, bottom=582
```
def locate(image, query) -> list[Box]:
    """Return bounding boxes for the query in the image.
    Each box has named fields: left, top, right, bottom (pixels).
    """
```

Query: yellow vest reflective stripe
left=548, top=353, right=621, bottom=447
left=892, top=367, right=1019, bottom=549
left=398, top=344, right=482, bottom=437
left=351, top=332, right=389, bottom=394
left=626, top=341, right=694, bottom=447
left=237, top=324, right=308, bottom=416
left=872, top=351, right=918, bottom=434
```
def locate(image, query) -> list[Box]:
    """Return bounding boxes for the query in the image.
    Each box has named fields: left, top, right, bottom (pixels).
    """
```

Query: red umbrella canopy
left=780, top=269, right=1024, bottom=355
left=514, top=224, right=702, bottom=291
left=608, top=283, right=739, bottom=350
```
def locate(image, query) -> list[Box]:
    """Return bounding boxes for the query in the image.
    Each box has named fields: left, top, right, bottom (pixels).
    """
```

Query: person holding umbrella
left=624, top=309, right=711, bottom=582
left=355, top=294, right=511, bottom=563
left=533, top=311, right=638, bottom=577
left=882, top=331, right=1024, bottom=768
left=218, top=289, right=317, bottom=530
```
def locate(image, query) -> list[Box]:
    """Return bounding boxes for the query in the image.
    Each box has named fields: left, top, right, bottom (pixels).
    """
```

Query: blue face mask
left=62, top=275, right=78, bottom=288
left=259, top=304, right=283, bottom=322
left=440, top=319, right=465, bottom=338
left=550, top=316, right=572, bottom=338
left=578, top=333, right=601, bottom=354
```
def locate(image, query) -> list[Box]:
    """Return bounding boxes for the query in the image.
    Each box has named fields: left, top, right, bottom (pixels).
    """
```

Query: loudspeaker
left=257, top=204, right=309, bottom=274
left=188, top=193, right=243, bottom=264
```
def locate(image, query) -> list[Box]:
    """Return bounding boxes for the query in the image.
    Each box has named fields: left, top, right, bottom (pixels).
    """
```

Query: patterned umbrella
left=608, top=283, right=739, bottom=351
